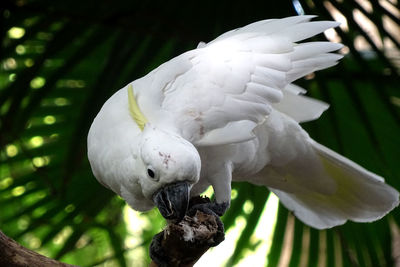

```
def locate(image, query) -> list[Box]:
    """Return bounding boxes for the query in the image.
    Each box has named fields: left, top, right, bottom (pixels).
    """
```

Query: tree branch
left=150, top=197, right=225, bottom=267
left=0, top=230, right=77, bottom=267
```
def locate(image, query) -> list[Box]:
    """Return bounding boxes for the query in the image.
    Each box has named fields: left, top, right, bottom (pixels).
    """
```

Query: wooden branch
left=150, top=196, right=225, bottom=267
left=0, top=230, right=77, bottom=267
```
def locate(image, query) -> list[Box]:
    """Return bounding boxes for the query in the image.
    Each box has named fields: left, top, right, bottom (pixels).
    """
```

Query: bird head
left=136, top=124, right=201, bottom=222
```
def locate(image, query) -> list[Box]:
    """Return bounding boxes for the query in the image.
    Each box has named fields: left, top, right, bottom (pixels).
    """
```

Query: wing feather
left=210, top=15, right=317, bottom=43
left=133, top=16, right=342, bottom=145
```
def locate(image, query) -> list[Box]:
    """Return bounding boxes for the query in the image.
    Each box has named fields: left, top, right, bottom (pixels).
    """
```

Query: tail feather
left=271, top=140, right=399, bottom=229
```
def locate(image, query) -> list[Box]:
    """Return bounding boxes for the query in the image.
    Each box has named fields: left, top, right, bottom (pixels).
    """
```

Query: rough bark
left=150, top=196, right=224, bottom=267
left=0, top=230, right=77, bottom=267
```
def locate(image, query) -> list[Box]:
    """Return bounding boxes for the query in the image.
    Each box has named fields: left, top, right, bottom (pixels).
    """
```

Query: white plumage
left=87, top=16, right=399, bottom=229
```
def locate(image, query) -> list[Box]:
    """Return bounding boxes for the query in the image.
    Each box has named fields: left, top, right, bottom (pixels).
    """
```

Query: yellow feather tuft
left=127, top=84, right=147, bottom=130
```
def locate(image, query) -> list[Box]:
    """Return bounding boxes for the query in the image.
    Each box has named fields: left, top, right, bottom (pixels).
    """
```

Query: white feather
left=284, top=83, right=307, bottom=95
left=271, top=140, right=399, bottom=229
left=271, top=21, right=340, bottom=42
left=291, top=42, right=343, bottom=61
left=210, top=15, right=317, bottom=43
left=272, top=89, right=329, bottom=123
left=136, top=16, right=344, bottom=145
left=196, top=120, right=257, bottom=146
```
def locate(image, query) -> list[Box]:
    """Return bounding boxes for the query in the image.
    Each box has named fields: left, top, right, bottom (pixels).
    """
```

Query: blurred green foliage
left=1, top=0, right=399, bottom=266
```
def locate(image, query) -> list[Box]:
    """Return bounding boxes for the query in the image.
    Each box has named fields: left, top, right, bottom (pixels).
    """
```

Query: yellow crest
left=127, top=84, right=147, bottom=130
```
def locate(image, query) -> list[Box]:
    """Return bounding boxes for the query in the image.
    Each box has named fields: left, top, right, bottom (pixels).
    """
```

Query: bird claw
left=187, top=200, right=228, bottom=247
left=188, top=201, right=229, bottom=217
left=150, top=197, right=228, bottom=264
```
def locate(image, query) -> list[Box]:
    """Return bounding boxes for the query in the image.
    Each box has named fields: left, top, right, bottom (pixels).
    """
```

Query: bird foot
left=149, top=196, right=228, bottom=266
left=187, top=197, right=228, bottom=247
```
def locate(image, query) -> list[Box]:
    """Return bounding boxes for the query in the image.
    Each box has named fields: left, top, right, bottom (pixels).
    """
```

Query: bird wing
left=134, top=15, right=342, bottom=146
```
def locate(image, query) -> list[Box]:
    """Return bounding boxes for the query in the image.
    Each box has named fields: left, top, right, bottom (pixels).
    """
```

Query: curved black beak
left=153, top=181, right=190, bottom=222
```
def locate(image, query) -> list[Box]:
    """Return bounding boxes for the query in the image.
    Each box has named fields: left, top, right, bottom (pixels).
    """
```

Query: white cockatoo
left=88, top=15, right=399, bottom=230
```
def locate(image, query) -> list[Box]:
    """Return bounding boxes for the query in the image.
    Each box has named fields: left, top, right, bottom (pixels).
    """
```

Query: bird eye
left=147, top=167, right=156, bottom=179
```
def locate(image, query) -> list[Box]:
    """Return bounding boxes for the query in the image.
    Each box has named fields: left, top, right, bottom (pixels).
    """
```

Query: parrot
left=87, top=15, right=399, bottom=232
